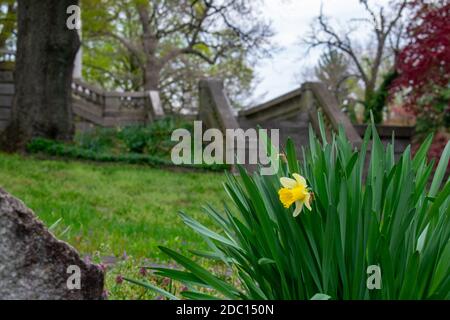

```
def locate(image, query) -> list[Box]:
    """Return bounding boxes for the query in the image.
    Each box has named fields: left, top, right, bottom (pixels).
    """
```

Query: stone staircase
left=0, top=49, right=165, bottom=133
left=198, top=79, right=415, bottom=172
left=199, top=80, right=363, bottom=151
left=237, top=87, right=312, bottom=152
left=71, top=79, right=164, bottom=131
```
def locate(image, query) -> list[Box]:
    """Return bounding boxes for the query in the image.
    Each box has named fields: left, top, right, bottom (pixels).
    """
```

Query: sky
left=251, top=0, right=391, bottom=104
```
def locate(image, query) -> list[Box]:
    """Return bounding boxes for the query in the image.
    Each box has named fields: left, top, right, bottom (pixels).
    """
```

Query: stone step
left=270, top=121, right=309, bottom=129
left=0, top=71, right=13, bottom=82
left=73, top=102, right=105, bottom=126
left=0, top=83, right=14, bottom=95
left=0, top=119, right=8, bottom=131
left=0, top=107, right=11, bottom=120
left=0, top=95, right=13, bottom=108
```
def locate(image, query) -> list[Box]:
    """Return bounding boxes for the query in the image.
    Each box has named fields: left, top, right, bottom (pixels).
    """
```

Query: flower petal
left=292, top=173, right=307, bottom=187
left=280, top=177, right=297, bottom=188
left=293, top=201, right=303, bottom=217
left=304, top=193, right=312, bottom=211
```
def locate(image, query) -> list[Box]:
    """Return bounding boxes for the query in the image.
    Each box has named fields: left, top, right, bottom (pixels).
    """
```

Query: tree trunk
left=143, top=59, right=160, bottom=91
left=364, top=83, right=376, bottom=106
left=1, top=0, right=80, bottom=152
left=142, top=33, right=160, bottom=91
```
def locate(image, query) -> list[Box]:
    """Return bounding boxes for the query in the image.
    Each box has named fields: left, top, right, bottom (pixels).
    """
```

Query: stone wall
left=0, top=68, right=13, bottom=133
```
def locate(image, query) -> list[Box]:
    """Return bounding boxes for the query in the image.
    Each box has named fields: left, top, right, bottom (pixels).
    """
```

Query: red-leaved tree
left=391, top=0, right=450, bottom=121
left=391, top=0, right=449, bottom=174
left=391, top=0, right=450, bottom=104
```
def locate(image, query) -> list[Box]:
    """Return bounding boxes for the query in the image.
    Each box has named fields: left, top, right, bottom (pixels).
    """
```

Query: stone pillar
left=73, top=14, right=82, bottom=79
left=73, top=46, right=82, bottom=80
left=147, top=90, right=164, bottom=121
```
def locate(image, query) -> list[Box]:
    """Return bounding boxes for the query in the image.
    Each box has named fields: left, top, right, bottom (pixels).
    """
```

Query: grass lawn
left=0, top=152, right=228, bottom=299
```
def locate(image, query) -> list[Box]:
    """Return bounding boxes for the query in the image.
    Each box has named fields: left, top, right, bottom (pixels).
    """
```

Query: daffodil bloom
left=278, top=173, right=312, bottom=217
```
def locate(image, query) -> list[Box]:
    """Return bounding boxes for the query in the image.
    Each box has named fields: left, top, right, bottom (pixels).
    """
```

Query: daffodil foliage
left=129, top=116, right=450, bottom=300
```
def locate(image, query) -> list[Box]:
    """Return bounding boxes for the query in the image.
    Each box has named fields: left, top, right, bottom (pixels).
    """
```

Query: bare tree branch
left=304, top=0, right=408, bottom=102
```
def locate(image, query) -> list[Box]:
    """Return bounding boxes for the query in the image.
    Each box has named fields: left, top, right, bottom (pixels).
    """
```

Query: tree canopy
left=391, top=0, right=450, bottom=125
left=0, top=0, right=16, bottom=49
left=304, top=0, right=408, bottom=122
left=81, top=0, right=273, bottom=112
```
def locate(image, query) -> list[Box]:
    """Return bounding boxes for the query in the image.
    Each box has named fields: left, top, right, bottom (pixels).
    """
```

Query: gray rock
left=0, top=188, right=104, bottom=299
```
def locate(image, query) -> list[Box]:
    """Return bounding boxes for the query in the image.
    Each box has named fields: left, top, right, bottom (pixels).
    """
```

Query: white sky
left=252, top=0, right=391, bottom=104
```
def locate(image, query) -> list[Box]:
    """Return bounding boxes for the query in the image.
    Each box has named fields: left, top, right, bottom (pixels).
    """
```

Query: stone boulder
left=0, top=188, right=104, bottom=299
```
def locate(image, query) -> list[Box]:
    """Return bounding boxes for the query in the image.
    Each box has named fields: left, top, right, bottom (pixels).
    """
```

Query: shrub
left=145, top=117, right=193, bottom=157
left=72, top=117, right=194, bottom=156
left=75, top=127, right=117, bottom=153
left=26, top=138, right=228, bottom=172
left=118, top=125, right=151, bottom=154
left=127, top=118, right=450, bottom=300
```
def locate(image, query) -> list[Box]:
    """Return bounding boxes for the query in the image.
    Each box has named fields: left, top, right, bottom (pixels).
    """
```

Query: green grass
left=0, top=152, right=227, bottom=298
left=0, top=153, right=230, bottom=299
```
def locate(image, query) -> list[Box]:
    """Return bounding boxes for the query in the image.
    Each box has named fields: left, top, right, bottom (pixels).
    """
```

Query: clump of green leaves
left=28, top=116, right=230, bottom=171
left=74, top=116, right=192, bottom=157
left=117, top=125, right=151, bottom=154
left=116, top=117, right=193, bottom=155
left=75, top=127, right=117, bottom=153
left=129, top=117, right=450, bottom=300
left=26, top=138, right=227, bottom=172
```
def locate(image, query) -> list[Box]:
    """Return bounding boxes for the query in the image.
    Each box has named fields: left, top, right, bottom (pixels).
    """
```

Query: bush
left=75, top=127, right=117, bottom=153
left=26, top=138, right=228, bottom=172
left=127, top=118, right=450, bottom=300
left=118, top=125, right=151, bottom=154
left=146, top=117, right=193, bottom=157
left=74, top=117, right=195, bottom=157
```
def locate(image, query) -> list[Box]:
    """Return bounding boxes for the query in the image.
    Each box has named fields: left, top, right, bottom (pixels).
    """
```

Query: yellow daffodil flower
left=278, top=173, right=312, bottom=217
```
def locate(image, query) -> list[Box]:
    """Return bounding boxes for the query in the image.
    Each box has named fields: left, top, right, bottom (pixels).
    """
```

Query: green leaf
left=181, top=291, right=221, bottom=300
left=258, top=258, right=276, bottom=265
left=159, top=246, right=242, bottom=299
left=179, top=212, right=237, bottom=248
left=310, top=293, right=332, bottom=300
left=124, top=278, right=179, bottom=300
left=429, top=141, right=450, bottom=197
left=412, top=134, right=433, bottom=170
left=286, top=138, right=300, bottom=173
